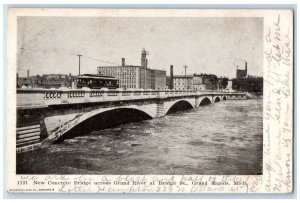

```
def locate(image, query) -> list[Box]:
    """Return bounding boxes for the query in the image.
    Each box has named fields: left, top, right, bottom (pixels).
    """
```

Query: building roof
left=97, top=65, right=141, bottom=68
left=193, top=73, right=218, bottom=77
left=173, top=75, right=193, bottom=78
left=76, top=74, right=118, bottom=80
left=98, top=65, right=166, bottom=73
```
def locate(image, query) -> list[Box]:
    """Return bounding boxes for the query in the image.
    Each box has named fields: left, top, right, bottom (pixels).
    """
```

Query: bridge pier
left=195, top=97, right=200, bottom=107
left=16, top=111, right=48, bottom=153
left=156, top=100, right=165, bottom=117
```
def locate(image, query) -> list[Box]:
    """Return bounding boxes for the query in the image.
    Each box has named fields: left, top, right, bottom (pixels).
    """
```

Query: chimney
left=170, top=65, right=174, bottom=89
left=17, top=73, right=19, bottom=88
left=146, top=59, right=148, bottom=69
left=122, top=58, right=125, bottom=66
left=27, top=69, right=29, bottom=78
left=245, top=61, right=248, bottom=76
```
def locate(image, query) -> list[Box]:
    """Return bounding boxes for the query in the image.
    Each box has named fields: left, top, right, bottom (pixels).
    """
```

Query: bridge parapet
left=17, top=88, right=245, bottom=109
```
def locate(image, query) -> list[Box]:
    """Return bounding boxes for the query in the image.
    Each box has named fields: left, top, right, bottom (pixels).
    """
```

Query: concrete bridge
left=16, top=88, right=246, bottom=153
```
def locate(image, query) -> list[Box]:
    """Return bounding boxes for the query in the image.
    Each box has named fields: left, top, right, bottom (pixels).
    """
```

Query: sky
left=17, top=17, right=263, bottom=78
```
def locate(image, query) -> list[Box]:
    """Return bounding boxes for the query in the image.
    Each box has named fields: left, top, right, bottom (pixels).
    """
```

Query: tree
left=218, top=77, right=229, bottom=89
left=232, top=77, right=263, bottom=93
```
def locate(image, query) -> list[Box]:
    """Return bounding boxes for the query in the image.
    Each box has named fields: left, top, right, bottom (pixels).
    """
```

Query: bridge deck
left=17, top=88, right=246, bottom=109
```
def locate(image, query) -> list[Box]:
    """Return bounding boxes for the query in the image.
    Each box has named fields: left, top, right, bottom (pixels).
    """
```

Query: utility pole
left=77, top=54, right=82, bottom=76
left=184, top=65, right=188, bottom=90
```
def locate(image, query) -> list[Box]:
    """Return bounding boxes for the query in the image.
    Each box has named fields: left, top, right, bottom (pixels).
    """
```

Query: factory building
left=97, top=49, right=166, bottom=90
left=192, top=74, right=207, bottom=90
left=173, top=75, right=194, bottom=90
left=168, top=65, right=218, bottom=91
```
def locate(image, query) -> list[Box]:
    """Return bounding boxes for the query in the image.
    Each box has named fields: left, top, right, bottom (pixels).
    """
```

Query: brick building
left=172, top=73, right=218, bottom=91
left=173, top=75, right=193, bottom=90
left=97, top=49, right=166, bottom=90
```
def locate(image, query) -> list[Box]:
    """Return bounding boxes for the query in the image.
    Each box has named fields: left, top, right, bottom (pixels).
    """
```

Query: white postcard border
left=6, top=8, right=294, bottom=194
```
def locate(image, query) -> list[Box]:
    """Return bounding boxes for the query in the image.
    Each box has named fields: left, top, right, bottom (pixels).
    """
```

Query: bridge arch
left=165, top=99, right=194, bottom=115
left=49, top=106, right=155, bottom=142
left=199, top=97, right=212, bottom=106
left=214, top=96, right=221, bottom=103
left=222, top=96, right=227, bottom=100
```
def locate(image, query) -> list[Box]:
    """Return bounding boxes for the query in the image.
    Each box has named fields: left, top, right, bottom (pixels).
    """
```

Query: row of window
left=98, top=68, right=137, bottom=74
left=174, top=78, right=192, bottom=81
left=120, top=84, right=137, bottom=89
left=174, top=88, right=190, bottom=90
left=174, top=82, right=192, bottom=85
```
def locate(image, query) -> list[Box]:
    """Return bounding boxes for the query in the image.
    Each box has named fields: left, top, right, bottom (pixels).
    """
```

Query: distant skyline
left=17, top=17, right=263, bottom=78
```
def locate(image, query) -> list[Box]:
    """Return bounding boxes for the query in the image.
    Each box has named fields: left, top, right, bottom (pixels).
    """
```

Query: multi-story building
left=97, top=49, right=166, bottom=90
left=192, top=74, right=206, bottom=90
left=17, top=73, right=77, bottom=89
left=98, top=65, right=141, bottom=89
left=173, top=75, right=193, bottom=90
left=168, top=65, right=219, bottom=91
left=152, top=69, right=167, bottom=90
left=172, top=73, right=218, bottom=91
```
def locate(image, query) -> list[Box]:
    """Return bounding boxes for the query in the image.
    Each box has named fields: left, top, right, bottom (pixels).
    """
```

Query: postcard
left=6, top=8, right=293, bottom=193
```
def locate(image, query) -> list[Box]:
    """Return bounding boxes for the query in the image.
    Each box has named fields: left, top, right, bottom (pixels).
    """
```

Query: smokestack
left=170, top=65, right=174, bottom=89
left=122, top=58, right=125, bottom=66
left=245, top=61, right=248, bottom=76
left=27, top=69, right=29, bottom=78
left=17, top=73, right=19, bottom=88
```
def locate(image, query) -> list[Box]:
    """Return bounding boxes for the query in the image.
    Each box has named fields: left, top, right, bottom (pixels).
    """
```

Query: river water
left=17, top=99, right=263, bottom=175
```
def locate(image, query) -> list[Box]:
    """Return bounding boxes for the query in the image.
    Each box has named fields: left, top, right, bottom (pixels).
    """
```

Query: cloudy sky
left=17, top=17, right=263, bottom=78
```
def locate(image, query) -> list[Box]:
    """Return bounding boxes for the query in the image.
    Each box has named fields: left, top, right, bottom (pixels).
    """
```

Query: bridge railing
left=90, top=90, right=103, bottom=97
left=67, top=90, right=85, bottom=98
left=44, top=90, right=62, bottom=99
left=17, top=88, right=245, bottom=108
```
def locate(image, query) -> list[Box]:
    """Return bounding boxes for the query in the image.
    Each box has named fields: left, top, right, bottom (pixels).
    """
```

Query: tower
left=141, top=48, right=149, bottom=89
left=141, top=48, right=149, bottom=68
